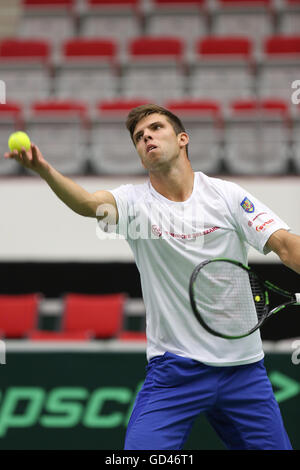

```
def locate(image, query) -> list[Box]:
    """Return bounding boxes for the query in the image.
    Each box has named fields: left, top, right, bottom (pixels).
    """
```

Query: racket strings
left=193, top=262, right=267, bottom=338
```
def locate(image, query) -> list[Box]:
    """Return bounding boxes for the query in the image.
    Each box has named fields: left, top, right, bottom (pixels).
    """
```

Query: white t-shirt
left=107, top=172, right=290, bottom=366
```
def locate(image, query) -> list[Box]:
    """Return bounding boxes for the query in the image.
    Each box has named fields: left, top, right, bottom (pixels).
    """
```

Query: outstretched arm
left=266, top=229, right=300, bottom=275
left=3, top=144, right=118, bottom=222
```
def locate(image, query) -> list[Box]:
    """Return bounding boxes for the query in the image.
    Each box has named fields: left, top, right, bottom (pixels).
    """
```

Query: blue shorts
left=124, top=352, right=292, bottom=450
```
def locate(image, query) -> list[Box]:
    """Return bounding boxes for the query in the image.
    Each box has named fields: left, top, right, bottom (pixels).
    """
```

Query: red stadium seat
left=25, top=99, right=89, bottom=174
left=27, top=330, right=93, bottom=340
left=224, top=98, right=291, bottom=174
left=97, top=98, right=150, bottom=115
left=0, top=39, right=52, bottom=105
left=55, top=38, right=119, bottom=104
left=258, top=35, right=300, bottom=100
left=62, top=293, right=126, bottom=339
left=86, top=0, right=139, bottom=7
left=190, top=36, right=254, bottom=105
left=165, top=99, right=224, bottom=174
left=122, top=37, right=185, bottom=102
left=264, top=35, right=300, bottom=56
left=0, top=39, right=50, bottom=62
left=89, top=98, right=150, bottom=174
left=216, top=0, right=272, bottom=6
left=129, top=36, right=183, bottom=61
left=0, top=294, right=41, bottom=338
left=23, top=0, right=74, bottom=7
left=146, top=0, right=208, bottom=52
left=30, top=99, right=88, bottom=118
left=229, top=98, right=290, bottom=116
left=81, top=1, right=143, bottom=56
left=20, top=1, right=76, bottom=62
left=197, top=36, right=252, bottom=59
left=213, top=1, right=274, bottom=54
left=63, top=38, right=117, bottom=63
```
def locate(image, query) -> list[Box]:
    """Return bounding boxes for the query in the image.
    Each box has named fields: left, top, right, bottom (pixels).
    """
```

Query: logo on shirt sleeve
left=240, top=197, right=255, bottom=213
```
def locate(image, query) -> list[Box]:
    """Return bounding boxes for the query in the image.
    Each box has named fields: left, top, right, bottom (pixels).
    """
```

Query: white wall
left=1, top=175, right=299, bottom=263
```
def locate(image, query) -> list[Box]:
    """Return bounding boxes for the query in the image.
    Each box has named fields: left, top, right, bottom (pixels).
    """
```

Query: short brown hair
left=126, top=104, right=189, bottom=156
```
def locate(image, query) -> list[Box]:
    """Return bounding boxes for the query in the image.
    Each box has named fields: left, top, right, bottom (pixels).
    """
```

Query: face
left=132, top=113, right=188, bottom=172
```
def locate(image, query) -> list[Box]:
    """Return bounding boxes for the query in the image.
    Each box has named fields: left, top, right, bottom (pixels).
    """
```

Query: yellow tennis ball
left=255, top=295, right=261, bottom=302
left=8, top=131, right=31, bottom=152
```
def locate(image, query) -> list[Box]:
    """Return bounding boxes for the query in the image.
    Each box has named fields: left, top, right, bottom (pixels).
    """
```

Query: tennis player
left=4, top=104, right=300, bottom=450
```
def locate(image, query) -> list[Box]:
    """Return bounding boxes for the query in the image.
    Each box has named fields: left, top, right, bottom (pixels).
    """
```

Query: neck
left=149, top=161, right=195, bottom=202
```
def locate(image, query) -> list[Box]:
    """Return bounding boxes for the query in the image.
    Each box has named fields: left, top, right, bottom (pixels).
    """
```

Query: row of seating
left=0, top=292, right=147, bottom=341
left=1, top=98, right=300, bottom=176
left=18, top=0, right=300, bottom=56
left=0, top=35, right=299, bottom=108
left=2, top=33, right=300, bottom=63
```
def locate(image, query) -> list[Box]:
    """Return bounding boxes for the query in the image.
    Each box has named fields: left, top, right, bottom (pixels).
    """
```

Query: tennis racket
left=189, top=258, right=300, bottom=340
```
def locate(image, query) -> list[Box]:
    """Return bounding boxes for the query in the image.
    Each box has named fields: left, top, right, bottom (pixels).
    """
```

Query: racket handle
left=295, top=293, right=300, bottom=304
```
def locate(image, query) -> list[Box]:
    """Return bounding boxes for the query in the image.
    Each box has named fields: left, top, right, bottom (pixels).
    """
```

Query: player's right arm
left=3, top=144, right=118, bottom=223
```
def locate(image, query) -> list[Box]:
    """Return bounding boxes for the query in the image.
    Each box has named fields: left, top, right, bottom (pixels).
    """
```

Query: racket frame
left=189, top=258, right=297, bottom=340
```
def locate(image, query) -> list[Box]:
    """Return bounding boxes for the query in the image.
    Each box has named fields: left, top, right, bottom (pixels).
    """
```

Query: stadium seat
left=121, top=36, right=187, bottom=103
left=212, top=0, right=275, bottom=55
left=164, top=99, right=224, bottom=174
left=189, top=36, right=255, bottom=104
left=258, top=35, right=300, bottom=100
left=27, top=330, right=93, bottom=340
left=20, top=0, right=76, bottom=63
left=223, top=98, right=292, bottom=175
left=90, top=98, right=149, bottom=175
left=0, top=293, right=41, bottom=338
left=25, top=100, right=89, bottom=174
left=79, top=0, right=143, bottom=58
left=145, top=0, right=208, bottom=57
left=61, top=293, right=126, bottom=339
left=0, top=39, right=52, bottom=105
left=54, top=38, right=119, bottom=104
left=22, top=0, right=74, bottom=6
left=0, top=102, right=24, bottom=175
left=278, top=0, right=300, bottom=36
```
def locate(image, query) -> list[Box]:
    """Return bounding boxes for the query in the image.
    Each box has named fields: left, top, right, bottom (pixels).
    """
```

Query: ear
left=178, top=132, right=189, bottom=149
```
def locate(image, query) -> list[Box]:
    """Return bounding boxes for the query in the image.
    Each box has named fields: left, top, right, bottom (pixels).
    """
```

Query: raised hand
left=4, top=143, right=50, bottom=176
